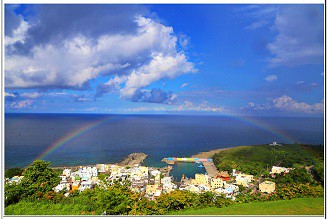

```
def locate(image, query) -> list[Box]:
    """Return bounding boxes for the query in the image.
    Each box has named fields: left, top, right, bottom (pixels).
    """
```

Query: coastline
left=47, top=146, right=242, bottom=170
left=190, top=145, right=248, bottom=158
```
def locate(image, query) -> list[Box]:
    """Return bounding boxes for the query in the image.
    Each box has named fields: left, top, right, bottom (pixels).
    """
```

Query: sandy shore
left=191, top=147, right=230, bottom=158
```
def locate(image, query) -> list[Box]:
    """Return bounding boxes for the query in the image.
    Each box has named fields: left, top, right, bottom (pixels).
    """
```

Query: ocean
left=5, top=113, right=324, bottom=179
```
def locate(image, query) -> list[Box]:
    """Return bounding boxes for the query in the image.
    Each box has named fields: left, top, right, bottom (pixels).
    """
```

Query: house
left=211, top=177, right=224, bottom=189
left=63, top=169, right=71, bottom=177
left=193, top=174, right=210, bottom=186
left=146, top=185, right=159, bottom=195
left=218, top=171, right=231, bottom=181
left=162, top=182, right=176, bottom=193
left=198, top=184, right=210, bottom=192
left=186, top=184, right=200, bottom=193
left=8, top=176, right=24, bottom=184
left=96, top=164, right=110, bottom=173
left=79, top=181, right=94, bottom=192
left=224, top=183, right=239, bottom=193
left=259, top=181, right=275, bottom=194
left=235, top=174, right=253, bottom=187
left=270, top=166, right=293, bottom=175
left=161, top=176, right=172, bottom=185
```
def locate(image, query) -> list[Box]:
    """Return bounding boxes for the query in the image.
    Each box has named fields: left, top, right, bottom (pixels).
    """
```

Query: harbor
left=162, top=157, right=218, bottom=178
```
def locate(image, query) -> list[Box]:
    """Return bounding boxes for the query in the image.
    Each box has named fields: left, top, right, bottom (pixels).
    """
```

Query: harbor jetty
left=161, top=157, right=213, bottom=165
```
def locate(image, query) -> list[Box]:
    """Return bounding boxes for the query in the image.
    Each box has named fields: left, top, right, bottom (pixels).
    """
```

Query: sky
left=4, top=4, right=324, bottom=116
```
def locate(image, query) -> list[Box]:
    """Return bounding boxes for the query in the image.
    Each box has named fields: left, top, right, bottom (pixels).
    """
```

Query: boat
left=198, top=165, right=204, bottom=168
left=195, top=161, right=202, bottom=164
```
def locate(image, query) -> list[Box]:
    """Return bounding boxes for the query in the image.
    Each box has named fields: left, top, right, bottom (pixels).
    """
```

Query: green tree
left=312, top=162, right=324, bottom=186
left=5, top=160, right=60, bottom=206
left=5, top=167, right=25, bottom=178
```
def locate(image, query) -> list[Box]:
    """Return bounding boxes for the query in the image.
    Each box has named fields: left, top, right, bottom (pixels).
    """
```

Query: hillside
left=212, top=144, right=324, bottom=176
left=170, top=197, right=324, bottom=215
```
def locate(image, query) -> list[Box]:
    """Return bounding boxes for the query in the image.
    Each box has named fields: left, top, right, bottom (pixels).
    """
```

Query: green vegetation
left=212, top=144, right=324, bottom=176
left=5, top=160, right=60, bottom=206
left=4, top=144, right=324, bottom=215
left=5, top=167, right=24, bottom=178
left=170, top=197, right=324, bottom=215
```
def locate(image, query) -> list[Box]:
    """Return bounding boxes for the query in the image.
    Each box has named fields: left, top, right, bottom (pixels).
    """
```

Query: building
left=211, top=177, right=224, bottom=189
left=269, top=141, right=282, bottom=146
left=193, top=174, right=210, bottom=185
left=96, top=164, right=110, bottom=173
left=235, top=174, right=253, bottom=187
left=270, top=166, right=293, bottom=175
left=161, top=176, right=172, bottom=185
left=259, top=181, right=275, bottom=194
left=63, top=169, right=72, bottom=177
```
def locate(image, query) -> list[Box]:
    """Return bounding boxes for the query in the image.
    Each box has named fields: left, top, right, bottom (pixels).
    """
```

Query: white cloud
left=273, top=95, right=323, bottom=113
left=244, top=95, right=323, bottom=113
left=6, top=16, right=196, bottom=95
left=181, top=83, right=188, bottom=88
left=21, top=92, right=43, bottom=99
left=175, top=100, right=226, bottom=112
left=5, top=18, right=29, bottom=46
left=265, top=74, right=277, bottom=82
left=296, top=81, right=304, bottom=84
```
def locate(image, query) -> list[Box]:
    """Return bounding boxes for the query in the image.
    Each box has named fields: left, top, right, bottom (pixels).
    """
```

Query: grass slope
left=5, top=201, right=95, bottom=215
left=170, top=197, right=324, bottom=215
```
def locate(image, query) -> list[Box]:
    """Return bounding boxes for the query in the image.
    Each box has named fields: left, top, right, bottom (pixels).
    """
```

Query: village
left=6, top=161, right=294, bottom=201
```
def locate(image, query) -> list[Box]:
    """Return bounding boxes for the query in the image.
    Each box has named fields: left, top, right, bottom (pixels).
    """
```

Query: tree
left=5, top=167, right=24, bottom=178
left=21, top=160, right=60, bottom=199
left=312, top=162, right=324, bottom=186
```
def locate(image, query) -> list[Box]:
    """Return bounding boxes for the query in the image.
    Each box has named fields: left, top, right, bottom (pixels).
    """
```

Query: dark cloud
left=6, top=4, right=149, bottom=54
left=131, top=88, right=177, bottom=105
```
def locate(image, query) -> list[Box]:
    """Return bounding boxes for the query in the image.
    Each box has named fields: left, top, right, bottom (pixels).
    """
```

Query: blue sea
left=5, top=113, right=324, bottom=179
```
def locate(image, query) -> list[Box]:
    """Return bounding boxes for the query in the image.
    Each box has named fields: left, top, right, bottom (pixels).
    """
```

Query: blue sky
left=4, top=4, right=324, bottom=116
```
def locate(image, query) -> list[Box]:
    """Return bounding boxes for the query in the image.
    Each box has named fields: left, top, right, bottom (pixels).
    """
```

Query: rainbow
left=225, top=113, right=297, bottom=144
left=33, top=116, right=117, bottom=164
left=33, top=113, right=297, bottom=166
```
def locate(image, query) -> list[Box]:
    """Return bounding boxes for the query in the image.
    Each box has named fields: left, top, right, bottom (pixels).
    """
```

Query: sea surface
left=5, top=113, right=324, bottom=179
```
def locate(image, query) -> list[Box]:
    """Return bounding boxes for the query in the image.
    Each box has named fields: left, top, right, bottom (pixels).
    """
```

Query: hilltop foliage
left=212, top=144, right=324, bottom=176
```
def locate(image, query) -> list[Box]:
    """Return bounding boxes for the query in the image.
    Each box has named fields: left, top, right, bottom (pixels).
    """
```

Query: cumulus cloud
left=273, top=95, right=323, bottom=112
left=265, top=74, right=277, bottom=82
left=181, top=83, right=188, bottom=88
left=6, top=8, right=196, bottom=105
left=243, top=95, right=323, bottom=113
left=267, top=5, right=324, bottom=67
left=130, top=88, right=178, bottom=105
